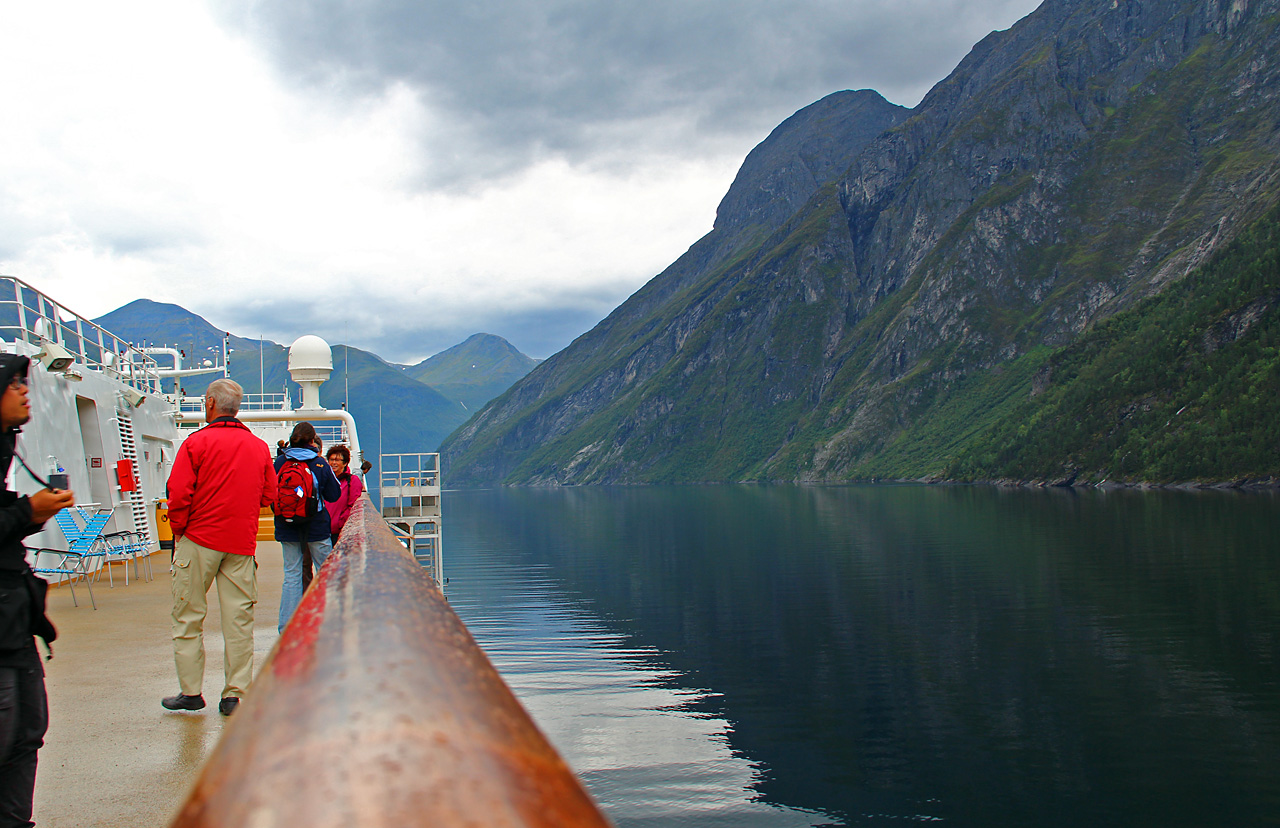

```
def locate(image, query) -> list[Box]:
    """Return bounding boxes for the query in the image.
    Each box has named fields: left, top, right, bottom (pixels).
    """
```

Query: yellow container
left=258, top=506, right=276, bottom=542
left=156, top=499, right=174, bottom=551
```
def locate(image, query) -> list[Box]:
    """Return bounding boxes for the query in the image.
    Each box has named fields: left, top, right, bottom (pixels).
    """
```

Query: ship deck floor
left=33, top=541, right=288, bottom=828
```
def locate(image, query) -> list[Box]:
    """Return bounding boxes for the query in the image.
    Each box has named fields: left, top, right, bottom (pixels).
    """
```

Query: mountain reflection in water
left=444, top=485, right=1280, bottom=828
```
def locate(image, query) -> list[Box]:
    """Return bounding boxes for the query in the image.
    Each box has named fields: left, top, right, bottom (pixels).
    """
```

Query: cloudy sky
left=0, top=0, right=1040, bottom=363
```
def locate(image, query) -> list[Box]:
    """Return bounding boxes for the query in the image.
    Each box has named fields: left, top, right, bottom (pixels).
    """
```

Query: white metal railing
left=379, top=453, right=441, bottom=493
left=0, top=276, right=163, bottom=393
left=176, top=394, right=356, bottom=459
left=241, top=393, right=290, bottom=412
left=179, top=393, right=292, bottom=414
left=312, top=423, right=347, bottom=449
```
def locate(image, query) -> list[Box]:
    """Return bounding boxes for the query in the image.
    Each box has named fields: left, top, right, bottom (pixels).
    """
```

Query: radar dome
left=289, top=335, right=332, bottom=372
left=288, top=335, right=333, bottom=402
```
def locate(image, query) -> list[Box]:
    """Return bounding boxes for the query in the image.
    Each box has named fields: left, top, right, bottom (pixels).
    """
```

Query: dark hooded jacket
left=0, top=353, right=57, bottom=666
left=272, top=447, right=341, bottom=543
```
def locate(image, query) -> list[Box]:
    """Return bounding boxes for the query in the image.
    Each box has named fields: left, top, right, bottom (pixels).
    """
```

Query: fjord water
left=443, top=485, right=1280, bottom=827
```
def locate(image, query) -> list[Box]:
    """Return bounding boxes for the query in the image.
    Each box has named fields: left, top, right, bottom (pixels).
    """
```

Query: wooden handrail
left=170, top=495, right=613, bottom=828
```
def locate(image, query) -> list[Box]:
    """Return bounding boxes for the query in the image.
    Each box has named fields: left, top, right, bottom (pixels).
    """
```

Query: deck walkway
left=33, top=542, right=288, bottom=828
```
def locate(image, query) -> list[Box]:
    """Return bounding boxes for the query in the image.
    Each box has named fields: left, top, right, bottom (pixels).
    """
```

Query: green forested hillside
left=944, top=203, right=1280, bottom=485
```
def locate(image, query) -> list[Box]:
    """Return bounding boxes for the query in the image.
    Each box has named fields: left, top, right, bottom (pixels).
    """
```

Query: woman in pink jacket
left=325, top=444, right=364, bottom=545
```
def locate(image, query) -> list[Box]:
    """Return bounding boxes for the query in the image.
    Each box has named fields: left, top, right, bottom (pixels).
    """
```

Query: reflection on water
left=449, top=527, right=829, bottom=826
left=445, top=485, right=1280, bottom=828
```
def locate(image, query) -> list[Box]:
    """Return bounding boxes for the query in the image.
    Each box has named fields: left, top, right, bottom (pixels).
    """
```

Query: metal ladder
left=114, top=411, right=151, bottom=545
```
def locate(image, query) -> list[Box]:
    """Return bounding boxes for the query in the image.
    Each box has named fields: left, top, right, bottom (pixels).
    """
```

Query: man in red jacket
left=163, top=378, right=276, bottom=717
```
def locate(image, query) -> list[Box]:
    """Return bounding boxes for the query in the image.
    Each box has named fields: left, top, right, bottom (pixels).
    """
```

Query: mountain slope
left=442, top=0, right=1280, bottom=486
left=95, top=299, right=228, bottom=367
left=945, top=200, right=1280, bottom=485
left=404, top=333, right=538, bottom=412
left=441, top=89, right=910, bottom=483
left=94, top=299, right=470, bottom=457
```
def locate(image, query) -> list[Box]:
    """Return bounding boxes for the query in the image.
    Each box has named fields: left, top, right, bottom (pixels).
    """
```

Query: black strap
left=12, top=448, right=52, bottom=490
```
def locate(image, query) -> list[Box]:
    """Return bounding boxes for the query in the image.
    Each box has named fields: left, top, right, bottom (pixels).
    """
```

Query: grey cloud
left=214, top=0, right=1041, bottom=187
left=99, top=228, right=206, bottom=256
left=0, top=196, right=203, bottom=263
left=428, top=303, right=618, bottom=361
left=366, top=304, right=611, bottom=363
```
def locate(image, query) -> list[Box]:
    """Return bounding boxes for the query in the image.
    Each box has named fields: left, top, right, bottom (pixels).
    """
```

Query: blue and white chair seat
left=32, top=548, right=96, bottom=609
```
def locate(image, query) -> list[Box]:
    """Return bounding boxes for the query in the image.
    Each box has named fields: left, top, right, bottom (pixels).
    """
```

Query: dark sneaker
left=162, top=693, right=206, bottom=711
left=218, top=697, right=240, bottom=716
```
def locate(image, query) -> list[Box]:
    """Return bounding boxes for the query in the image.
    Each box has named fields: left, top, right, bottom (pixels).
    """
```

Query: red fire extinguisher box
left=116, top=460, right=138, bottom=492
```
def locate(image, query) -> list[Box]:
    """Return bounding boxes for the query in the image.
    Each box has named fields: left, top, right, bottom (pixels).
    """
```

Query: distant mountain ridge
left=93, top=299, right=534, bottom=459
left=442, top=0, right=1280, bottom=486
left=404, top=333, right=539, bottom=411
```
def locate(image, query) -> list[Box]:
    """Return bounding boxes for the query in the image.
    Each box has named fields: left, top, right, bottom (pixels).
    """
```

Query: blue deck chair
left=32, top=548, right=96, bottom=609
left=54, top=508, right=114, bottom=585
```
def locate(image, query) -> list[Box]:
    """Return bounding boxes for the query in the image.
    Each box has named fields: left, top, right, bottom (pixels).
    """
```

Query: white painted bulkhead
left=7, top=336, right=181, bottom=554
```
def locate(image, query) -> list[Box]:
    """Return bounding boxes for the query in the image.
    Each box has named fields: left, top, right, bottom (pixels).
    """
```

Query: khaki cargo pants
left=171, top=537, right=257, bottom=699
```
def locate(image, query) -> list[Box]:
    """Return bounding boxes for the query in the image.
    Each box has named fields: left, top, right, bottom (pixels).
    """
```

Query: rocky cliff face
left=443, top=0, right=1280, bottom=486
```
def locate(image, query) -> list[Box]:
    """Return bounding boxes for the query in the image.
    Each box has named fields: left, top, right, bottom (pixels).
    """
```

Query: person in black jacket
left=0, top=354, right=74, bottom=827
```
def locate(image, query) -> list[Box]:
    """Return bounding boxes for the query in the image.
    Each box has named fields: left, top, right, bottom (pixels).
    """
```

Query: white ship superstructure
left=0, top=276, right=184, bottom=559
left=0, top=275, right=443, bottom=581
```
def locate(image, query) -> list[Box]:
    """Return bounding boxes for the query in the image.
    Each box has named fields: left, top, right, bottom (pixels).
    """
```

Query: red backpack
left=275, top=459, right=318, bottom=524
